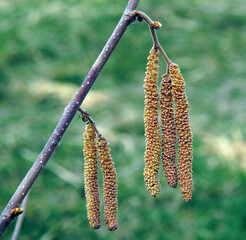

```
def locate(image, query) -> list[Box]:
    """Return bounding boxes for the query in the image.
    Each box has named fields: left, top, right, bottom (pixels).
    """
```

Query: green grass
left=0, top=0, right=246, bottom=239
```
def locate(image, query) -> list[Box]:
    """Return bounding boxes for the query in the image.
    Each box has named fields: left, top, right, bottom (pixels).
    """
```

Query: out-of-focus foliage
left=0, top=0, right=246, bottom=239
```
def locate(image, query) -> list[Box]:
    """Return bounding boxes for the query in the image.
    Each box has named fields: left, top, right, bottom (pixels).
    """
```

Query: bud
left=143, top=47, right=161, bottom=197
left=153, top=21, right=162, bottom=29
left=169, top=62, right=193, bottom=202
left=83, top=123, right=101, bottom=229
left=10, top=208, right=23, bottom=217
left=97, top=136, right=118, bottom=231
left=160, top=74, right=178, bottom=188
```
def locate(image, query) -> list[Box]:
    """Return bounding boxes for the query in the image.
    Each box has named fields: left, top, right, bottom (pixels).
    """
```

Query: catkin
left=143, top=47, right=161, bottom=197
left=160, top=74, right=178, bottom=188
left=83, top=123, right=101, bottom=229
left=169, top=62, right=193, bottom=202
left=97, top=136, right=118, bottom=231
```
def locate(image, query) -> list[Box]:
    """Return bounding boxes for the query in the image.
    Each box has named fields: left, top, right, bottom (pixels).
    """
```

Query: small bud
left=160, top=74, right=178, bottom=188
left=97, top=136, right=118, bottom=231
left=143, top=47, right=161, bottom=197
left=81, top=113, right=89, bottom=122
left=83, top=123, right=101, bottom=229
left=10, top=208, right=23, bottom=217
left=169, top=62, right=193, bottom=202
left=152, top=21, right=162, bottom=29
left=137, top=16, right=143, bottom=22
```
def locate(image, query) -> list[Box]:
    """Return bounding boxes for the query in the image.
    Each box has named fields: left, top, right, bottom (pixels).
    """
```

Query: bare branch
left=0, top=0, right=139, bottom=236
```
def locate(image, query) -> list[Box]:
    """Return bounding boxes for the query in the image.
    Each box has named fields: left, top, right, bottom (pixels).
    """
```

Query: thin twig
left=150, top=27, right=171, bottom=64
left=10, top=192, right=30, bottom=240
left=0, top=0, right=140, bottom=236
left=78, top=107, right=101, bottom=137
left=132, top=10, right=155, bottom=26
left=131, top=10, right=172, bottom=64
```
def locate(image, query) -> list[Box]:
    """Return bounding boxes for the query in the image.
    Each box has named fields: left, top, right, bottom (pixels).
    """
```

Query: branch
left=0, top=0, right=139, bottom=236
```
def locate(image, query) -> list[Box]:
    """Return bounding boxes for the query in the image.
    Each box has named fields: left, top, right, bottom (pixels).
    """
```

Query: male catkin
left=97, top=136, right=118, bottom=231
left=160, top=74, right=178, bottom=188
left=83, top=123, right=101, bottom=229
left=143, top=47, right=161, bottom=197
left=169, top=63, right=193, bottom=202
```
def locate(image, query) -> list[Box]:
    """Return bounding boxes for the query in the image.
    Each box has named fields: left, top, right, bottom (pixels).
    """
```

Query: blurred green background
left=0, top=0, right=246, bottom=239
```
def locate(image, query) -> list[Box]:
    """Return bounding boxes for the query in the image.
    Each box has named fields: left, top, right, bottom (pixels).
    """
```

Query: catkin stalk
left=97, top=136, right=118, bottom=231
left=160, top=74, right=178, bottom=188
left=169, top=62, right=193, bottom=202
left=83, top=123, right=101, bottom=229
left=143, top=47, right=161, bottom=197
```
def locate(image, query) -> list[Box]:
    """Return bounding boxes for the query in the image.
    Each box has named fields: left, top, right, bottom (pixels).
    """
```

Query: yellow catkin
left=83, top=123, right=101, bottom=229
left=97, top=136, right=118, bottom=231
left=160, top=74, right=178, bottom=188
left=169, top=62, right=193, bottom=202
left=143, top=47, right=161, bottom=197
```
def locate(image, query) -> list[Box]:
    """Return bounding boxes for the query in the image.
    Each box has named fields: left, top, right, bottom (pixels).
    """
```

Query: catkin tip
left=91, top=223, right=101, bottom=229
left=150, top=186, right=160, bottom=198
left=182, top=193, right=192, bottom=203
left=107, top=224, right=118, bottom=231
left=169, top=181, right=178, bottom=188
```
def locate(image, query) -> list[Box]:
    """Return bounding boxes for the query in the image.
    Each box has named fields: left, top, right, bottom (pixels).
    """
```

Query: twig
left=0, top=0, right=139, bottom=236
left=10, top=192, right=30, bottom=240
left=149, top=27, right=171, bottom=64
left=78, top=107, right=101, bottom=137
left=131, top=10, right=171, bottom=64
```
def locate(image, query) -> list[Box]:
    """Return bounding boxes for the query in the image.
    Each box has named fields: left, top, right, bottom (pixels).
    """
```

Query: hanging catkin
left=97, top=136, right=118, bottom=231
left=83, top=123, right=101, bottom=229
left=169, top=62, right=193, bottom=202
left=160, top=74, right=178, bottom=188
left=143, top=47, right=161, bottom=197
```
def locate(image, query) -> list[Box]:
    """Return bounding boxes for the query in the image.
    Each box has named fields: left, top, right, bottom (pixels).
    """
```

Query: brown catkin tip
left=169, top=62, right=193, bottom=202
left=97, top=136, right=118, bottom=231
left=160, top=74, right=178, bottom=188
left=83, top=123, right=101, bottom=229
left=143, top=47, right=161, bottom=197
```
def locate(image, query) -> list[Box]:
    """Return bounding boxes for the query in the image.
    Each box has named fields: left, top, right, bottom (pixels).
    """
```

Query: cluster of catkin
left=83, top=123, right=118, bottom=230
left=143, top=47, right=193, bottom=202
